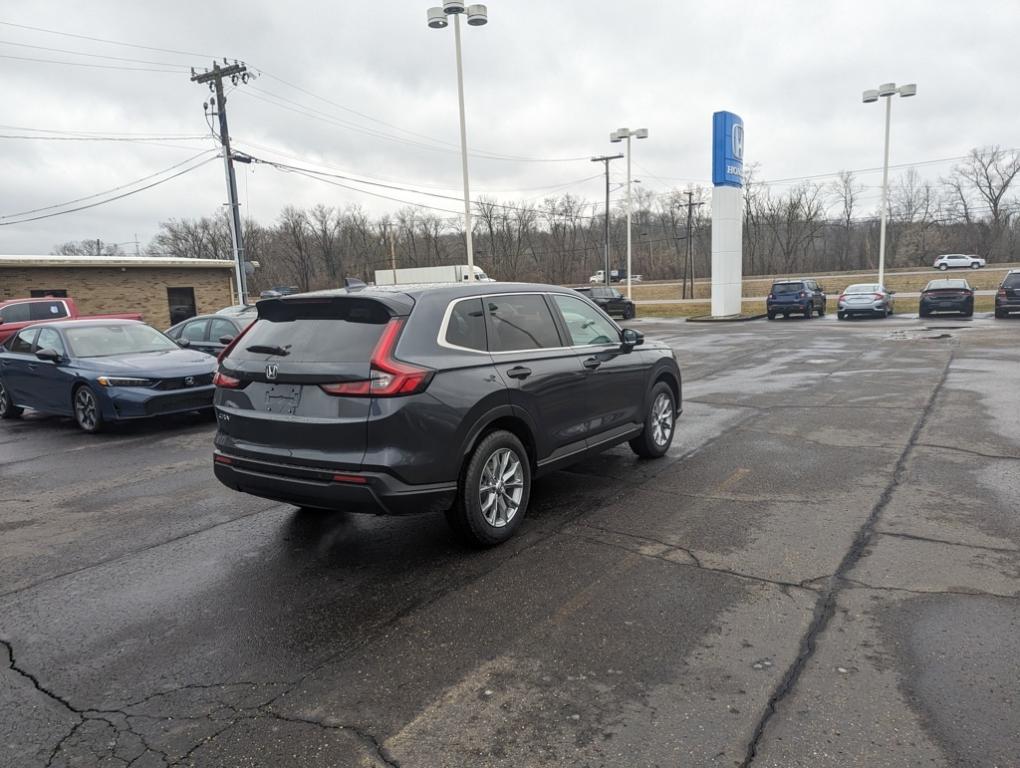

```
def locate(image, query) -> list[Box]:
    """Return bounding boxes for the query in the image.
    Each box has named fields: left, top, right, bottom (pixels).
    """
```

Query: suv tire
left=629, top=381, right=676, bottom=459
left=803, top=303, right=814, bottom=318
left=0, top=380, right=23, bottom=419
left=446, top=430, right=531, bottom=547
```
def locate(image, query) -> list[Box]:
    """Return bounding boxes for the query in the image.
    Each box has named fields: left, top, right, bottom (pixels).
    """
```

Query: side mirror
left=177, top=338, right=191, bottom=348
left=218, top=335, right=234, bottom=345
left=621, top=327, right=644, bottom=350
left=35, top=348, right=61, bottom=363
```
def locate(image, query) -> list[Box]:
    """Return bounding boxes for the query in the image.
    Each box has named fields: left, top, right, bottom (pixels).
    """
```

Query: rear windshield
left=844, top=284, right=878, bottom=293
left=925, top=280, right=967, bottom=290
left=230, top=297, right=391, bottom=363
left=772, top=282, right=804, bottom=293
left=65, top=324, right=178, bottom=358
left=1003, top=275, right=1020, bottom=288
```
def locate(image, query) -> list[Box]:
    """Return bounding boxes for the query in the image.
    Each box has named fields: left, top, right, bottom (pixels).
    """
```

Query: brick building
left=0, top=255, right=236, bottom=328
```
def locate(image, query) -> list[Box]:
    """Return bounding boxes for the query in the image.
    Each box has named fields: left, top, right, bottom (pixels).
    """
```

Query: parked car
left=836, top=283, right=896, bottom=320
left=166, top=313, right=252, bottom=357
left=0, top=297, right=142, bottom=345
left=588, top=269, right=642, bottom=284
left=0, top=319, right=216, bottom=432
left=994, top=269, right=1020, bottom=318
left=574, top=285, right=636, bottom=319
left=933, top=254, right=985, bottom=270
left=919, top=279, right=974, bottom=317
left=216, top=304, right=257, bottom=316
left=212, top=283, right=682, bottom=546
left=766, top=279, right=826, bottom=319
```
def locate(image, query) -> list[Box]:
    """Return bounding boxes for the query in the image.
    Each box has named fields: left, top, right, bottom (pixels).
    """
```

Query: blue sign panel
left=712, top=111, right=743, bottom=187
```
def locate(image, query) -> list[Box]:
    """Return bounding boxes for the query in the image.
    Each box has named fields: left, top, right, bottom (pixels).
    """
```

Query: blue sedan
left=0, top=319, right=216, bottom=432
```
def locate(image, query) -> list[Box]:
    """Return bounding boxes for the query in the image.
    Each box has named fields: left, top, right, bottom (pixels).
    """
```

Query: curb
left=685, top=313, right=768, bottom=323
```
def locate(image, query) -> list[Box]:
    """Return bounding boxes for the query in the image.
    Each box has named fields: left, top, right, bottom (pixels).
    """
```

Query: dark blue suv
left=767, top=279, right=827, bottom=319
left=212, top=283, right=682, bottom=545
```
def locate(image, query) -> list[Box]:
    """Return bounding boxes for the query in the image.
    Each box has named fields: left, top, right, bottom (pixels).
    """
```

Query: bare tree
left=275, top=206, right=315, bottom=292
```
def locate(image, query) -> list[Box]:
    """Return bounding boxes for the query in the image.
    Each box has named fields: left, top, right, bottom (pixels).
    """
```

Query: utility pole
left=389, top=231, right=397, bottom=277
left=591, top=153, right=623, bottom=287
left=675, top=192, right=704, bottom=299
left=192, top=60, right=254, bottom=304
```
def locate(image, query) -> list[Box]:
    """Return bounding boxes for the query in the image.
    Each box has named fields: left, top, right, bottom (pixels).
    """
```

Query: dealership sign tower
left=711, top=111, right=744, bottom=316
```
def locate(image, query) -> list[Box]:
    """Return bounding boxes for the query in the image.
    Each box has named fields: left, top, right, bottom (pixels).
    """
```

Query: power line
left=0, top=134, right=211, bottom=142
left=0, top=151, right=219, bottom=223
left=0, top=20, right=220, bottom=58
left=0, top=52, right=182, bottom=73
left=0, top=39, right=193, bottom=68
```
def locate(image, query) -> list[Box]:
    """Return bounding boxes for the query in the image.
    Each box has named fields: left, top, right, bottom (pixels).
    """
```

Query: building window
left=30, top=289, right=68, bottom=298
left=167, top=287, right=197, bottom=326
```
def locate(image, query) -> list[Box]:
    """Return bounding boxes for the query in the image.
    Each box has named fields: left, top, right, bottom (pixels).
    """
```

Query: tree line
left=54, top=145, right=1020, bottom=290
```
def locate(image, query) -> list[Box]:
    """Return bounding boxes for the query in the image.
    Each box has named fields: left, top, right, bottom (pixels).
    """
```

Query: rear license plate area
left=265, top=384, right=302, bottom=414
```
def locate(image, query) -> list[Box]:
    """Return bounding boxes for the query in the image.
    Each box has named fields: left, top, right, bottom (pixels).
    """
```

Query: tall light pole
left=862, top=82, right=916, bottom=286
left=610, top=127, right=648, bottom=299
left=428, top=2, right=487, bottom=281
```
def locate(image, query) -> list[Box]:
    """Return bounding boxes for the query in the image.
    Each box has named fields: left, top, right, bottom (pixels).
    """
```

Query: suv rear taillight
left=767, top=293, right=775, bottom=300
left=320, top=317, right=433, bottom=397
left=217, top=320, right=254, bottom=364
left=213, top=371, right=242, bottom=389
left=798, top=291, right=807, bottom=299
left=999, top=288, right=1008, bottom=297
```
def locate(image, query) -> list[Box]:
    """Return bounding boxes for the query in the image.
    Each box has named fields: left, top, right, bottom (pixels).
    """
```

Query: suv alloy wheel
left=629, top=381, right=676, bottom=458
left=446, top=430, right=531, bottom=546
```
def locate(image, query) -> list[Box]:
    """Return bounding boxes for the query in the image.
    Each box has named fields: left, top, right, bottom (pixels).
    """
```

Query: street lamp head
left=427, top=7, right=448, bottom=27
left=898, top=83, right=917, bottom=97
left=443, top=0, right=466, bottom=13
left=862, top=89, right=880, bottom=103
left=877, top=82, right=897, bottom=97
left=609, top=131, right=623, bottom=143
left=635, top=128, right=649, bottom=139
left=466, top=4, right=488, bottom=25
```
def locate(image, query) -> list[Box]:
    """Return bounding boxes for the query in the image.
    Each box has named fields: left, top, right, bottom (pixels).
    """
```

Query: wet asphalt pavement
left=1, top=312, right=1018, bottom=767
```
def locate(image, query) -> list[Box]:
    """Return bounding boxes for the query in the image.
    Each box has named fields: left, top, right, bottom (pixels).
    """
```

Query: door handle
left=582, top=357, right=602, bottom=370
left=506, top=366, right=532, bottom=380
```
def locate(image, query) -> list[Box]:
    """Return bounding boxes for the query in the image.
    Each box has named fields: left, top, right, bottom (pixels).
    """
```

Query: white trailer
left=374, top=264, right=493, bottom=285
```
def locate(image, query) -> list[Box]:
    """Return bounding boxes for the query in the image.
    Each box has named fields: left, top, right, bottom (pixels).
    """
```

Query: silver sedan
left=837, top=283, right=895, bottom=319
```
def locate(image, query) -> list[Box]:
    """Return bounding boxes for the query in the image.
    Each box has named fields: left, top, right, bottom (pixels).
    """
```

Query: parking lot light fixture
left=609, top=127, right=649, bottom=300
left=427, top=3, right=488, bottom=280
left=863, top=82, right=917, bottom=286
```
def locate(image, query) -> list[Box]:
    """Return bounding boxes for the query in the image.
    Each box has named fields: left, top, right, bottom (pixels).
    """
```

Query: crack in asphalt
left=562, top=521, right=822, bottom=594
left=876, top=529, right=1020, bottom=554
left=259, top=709, right=403, bottom=768
left=915, top=441, right=1020, bottom=461
left=738, top=351, right=955, bottom=768
left=841, top=577, right=1020, bottom=600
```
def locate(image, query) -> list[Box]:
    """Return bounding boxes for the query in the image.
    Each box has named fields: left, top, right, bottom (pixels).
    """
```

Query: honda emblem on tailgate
left=265, top=363, right=278, bottom=381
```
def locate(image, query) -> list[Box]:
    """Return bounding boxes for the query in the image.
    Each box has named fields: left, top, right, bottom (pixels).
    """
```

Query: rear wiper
left=246, top=344, right=290, bottom=356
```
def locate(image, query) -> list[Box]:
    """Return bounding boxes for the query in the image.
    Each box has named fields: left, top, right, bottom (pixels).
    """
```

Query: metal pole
left=625, top=135, right=632, bottom=299
left=878, top=93, right=892, bottom=286
left=686, top=191, right=694, bottom=299
left=604, top=159, right=611, bottom=287
left=453, top=13, right=475, bottom=280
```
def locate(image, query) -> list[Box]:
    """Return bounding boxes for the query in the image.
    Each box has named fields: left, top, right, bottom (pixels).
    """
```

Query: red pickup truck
left=0, top=297, right=143, bottom=345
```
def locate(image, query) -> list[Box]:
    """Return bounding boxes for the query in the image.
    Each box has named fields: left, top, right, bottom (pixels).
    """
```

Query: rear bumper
left=839, top=302, right=885, bottom=315
left=995, top=298, right=1020, bottom=313
left=920, top=299, right=971, bottom=313
left=213, top=450, right=457, bottom=515
left=767, top=301, right=810, bottom=312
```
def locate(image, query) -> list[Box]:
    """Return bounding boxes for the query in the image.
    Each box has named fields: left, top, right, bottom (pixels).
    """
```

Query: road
left=636, top=291, right=997, bottom=306
left=636, top=264, right=1019, bottom=289
left=1, top=314, right=1018, bottom=767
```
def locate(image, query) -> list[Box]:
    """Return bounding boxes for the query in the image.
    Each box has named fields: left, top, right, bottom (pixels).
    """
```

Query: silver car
left=837, top=283, right=895, bottom=319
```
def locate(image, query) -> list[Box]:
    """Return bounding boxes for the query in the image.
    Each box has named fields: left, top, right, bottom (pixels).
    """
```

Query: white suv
left=933, top=254, right=986, bottom=270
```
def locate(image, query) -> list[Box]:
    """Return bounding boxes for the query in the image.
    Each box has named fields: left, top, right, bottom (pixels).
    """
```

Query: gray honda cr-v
left=212, top=283, right=682, bottom=545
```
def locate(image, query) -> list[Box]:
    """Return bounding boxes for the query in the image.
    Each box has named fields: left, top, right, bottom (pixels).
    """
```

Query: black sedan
left=0, top=319, right=216, bottom=432
left=919, top=279, right=974, bottom=317
left=166, top=313, right=252, bottom=357
left=574, top=285, right=636, bottom=319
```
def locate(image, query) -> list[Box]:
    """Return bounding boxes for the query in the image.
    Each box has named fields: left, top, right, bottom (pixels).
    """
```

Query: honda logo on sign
left=265, top=364, right=278, bottom=381
left=732, top=123, right=744, bottom=161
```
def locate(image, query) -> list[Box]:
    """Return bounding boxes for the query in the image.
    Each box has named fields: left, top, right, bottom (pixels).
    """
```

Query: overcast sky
left=0, top=0, right=1013, bottom=253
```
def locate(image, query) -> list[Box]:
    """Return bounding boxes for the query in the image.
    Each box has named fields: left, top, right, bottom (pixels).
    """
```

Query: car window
left=65, top=324, right=178, bottom=358
left=445, top=298, right=487, bottom=351
left=553, top=295, right=619, bottom=346
left=485, top=294, right=561, bottom=352
left=209, top=318, right=238, bottom=343
left=0, top=303, right=31, bottom=323
left=1003, top=275, right=1020, bottom=288
left=28, top=301, right=68, bottom=321
left=180, top=319, right=209, bottom=342
left=35, top=328, right=66, bottom=356
left=845, top=284, right=878, bottom=293
left=9, top=328, right=37, bottom=354
left=772, top=282, right=804, bottom=294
